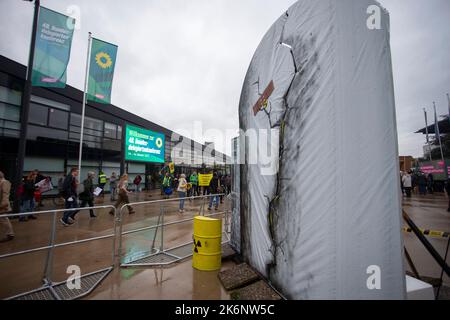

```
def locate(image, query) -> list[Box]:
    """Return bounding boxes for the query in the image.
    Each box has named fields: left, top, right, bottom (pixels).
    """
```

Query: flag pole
left=447, top=93, right=450, bottom=125
left=78, top=32, right=92, bottom=178
left=434, top=102, right=447, bottom=178
left=14, top=0, right=40, bottom=213
left=424, top=108, right=432, bottom=161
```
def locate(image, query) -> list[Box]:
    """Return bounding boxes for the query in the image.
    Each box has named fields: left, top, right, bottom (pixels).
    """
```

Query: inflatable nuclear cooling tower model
left=235, top=0, right=406, bottom=299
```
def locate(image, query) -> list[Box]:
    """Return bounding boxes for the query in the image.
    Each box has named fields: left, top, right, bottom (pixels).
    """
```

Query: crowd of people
left=158, top=166, right=232, bottom=214
left=0, top=166, right=233, bottom=242
left=400, top=171, right=436, bottom=198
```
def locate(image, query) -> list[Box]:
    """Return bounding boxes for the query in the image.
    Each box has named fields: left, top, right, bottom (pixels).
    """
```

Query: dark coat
left=21, top=179, right=36, bottom=201
left=62, top=174, right=77, bottom=199
left=79, top=178, right=94, bottom=201
left=209, top=176, right=219, bottom=193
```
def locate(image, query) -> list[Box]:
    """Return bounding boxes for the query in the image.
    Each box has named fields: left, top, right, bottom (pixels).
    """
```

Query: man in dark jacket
left=208, top=172, right=220, bottom=210
left=79, top=171, right=96, bottom=218
left=61, top=168, right=79, bottom=226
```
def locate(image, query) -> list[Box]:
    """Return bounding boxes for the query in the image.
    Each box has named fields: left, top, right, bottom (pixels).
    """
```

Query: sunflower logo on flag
left=95, top=52, right=113, bottom=69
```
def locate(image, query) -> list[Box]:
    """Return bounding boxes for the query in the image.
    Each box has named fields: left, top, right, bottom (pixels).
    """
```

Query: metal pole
left=14, top=0, right=40, bottom=213
left=111, top=208, right=117, bottom=266
left=43, top=211, right=57, bottom=284
left=447, top=93, right=450, bottom=126
left=151, top=204, right=163, bottom=252
left=436, top=237, right=450, bottom=300
left=403, top=210, right=450, bottom=278
left=118, top=207, right=124, bottom=260
left=77, top=32, right=92, bottom=178
left=434, top=102, right=447, bottom=178
left=424, top=108, right=432, bottom=162
left=160, top=204, right=165, bottom=252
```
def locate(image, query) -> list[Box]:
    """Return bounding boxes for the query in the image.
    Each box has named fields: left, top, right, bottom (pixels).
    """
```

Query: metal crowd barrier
left=0, top=205, right=117, bottom=300
left=117, top=194, right=231, bottom=268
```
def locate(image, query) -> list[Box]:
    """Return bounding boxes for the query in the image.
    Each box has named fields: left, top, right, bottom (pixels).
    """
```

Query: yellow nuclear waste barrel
left=192, top=216, right=222, bottom=271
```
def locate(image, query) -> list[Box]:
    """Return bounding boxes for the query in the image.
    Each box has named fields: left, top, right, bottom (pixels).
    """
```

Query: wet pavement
left=1, top=189, right=449, bottom=299
left=0, top=190, right=233, bottom=299
left=402, top=192, right=450, bottom=288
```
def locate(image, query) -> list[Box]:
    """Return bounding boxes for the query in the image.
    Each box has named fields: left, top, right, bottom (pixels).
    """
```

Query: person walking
left=98, top=170, right=107, bottom=197
left=189, top=172, right=198, bottom=197
left=177, top=174, right=188, bottom=213
left=60, top=168, right=80, bottom=226
left=427, top=173, right=434, bottom=194
left=109, top=174, right=135, bottom=216
left=162, top=172, right=173, bottom=199
left=20, top=172, right=38, bottom=222
left=208, top=172, right=220, bottom=211
left=219, top=174, right=225, bottom=204
left=0, top=171, right=14, bottom=243
left=418, top=173, right=427, bottom=195
left=225, top=174, right=232, bottom=195
left=33, top=169, right=45, bottom=207
left=133, top=174, right=142, bottom=192
left=109, top=172, right=118, bottom=201
left=402, top=171, right=412, bottom=198
left=79, top=172, right=97, bottom=218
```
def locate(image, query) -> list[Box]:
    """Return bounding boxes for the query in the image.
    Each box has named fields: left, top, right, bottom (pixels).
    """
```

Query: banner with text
left=125, top=125, right=165, bottom=163
left=31, top=7, right=75, bottom=87
left=198, top=174, right=213, bottom=187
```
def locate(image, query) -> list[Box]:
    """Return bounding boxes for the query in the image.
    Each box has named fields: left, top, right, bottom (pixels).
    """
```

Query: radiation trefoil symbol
left=95, top=52, right=113, bottom=69
left=155, top=137, right=163, bottom=148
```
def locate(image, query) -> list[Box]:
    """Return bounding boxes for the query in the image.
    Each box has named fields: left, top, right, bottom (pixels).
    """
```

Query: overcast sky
left=0, top=0, right=449, bottom=156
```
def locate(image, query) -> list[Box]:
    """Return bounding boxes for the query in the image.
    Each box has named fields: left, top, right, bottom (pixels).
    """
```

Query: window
left=31, top=95, right=70, bottom=111
left=29, top=103, right=48, bottom=126
left=0, top=86, right=21, bottom=106
left=0, top=103, right=20, bottom=122
left=117, top=125, right=122, bottom=140
left=48, top=108, right=68, bottom=129
left=104, top=122, right=117, bottom=139
left=28, top=125, right=68, bottom=141
left=70, top=113, right=81, bottom=126
left=84, top=116, right=103, bottom=132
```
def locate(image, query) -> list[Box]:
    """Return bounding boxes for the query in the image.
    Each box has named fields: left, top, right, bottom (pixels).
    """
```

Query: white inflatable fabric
left=237, top=0, right=406, bottom=299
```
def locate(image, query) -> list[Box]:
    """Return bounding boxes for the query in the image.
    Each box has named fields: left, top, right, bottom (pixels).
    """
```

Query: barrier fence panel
left=117, top=194, right=230, bottom=268
left=0, top=205, right=117, bottom=300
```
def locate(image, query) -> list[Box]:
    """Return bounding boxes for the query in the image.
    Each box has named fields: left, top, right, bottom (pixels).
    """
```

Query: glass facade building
left=0, top=55, right=231, bottom=194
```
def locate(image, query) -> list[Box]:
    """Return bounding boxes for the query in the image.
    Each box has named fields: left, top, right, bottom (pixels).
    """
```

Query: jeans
left=179, top=191, right=186, bottom=210
left=63, top=197, right=79, bottom=222
left=20, top=198, right=35, bottom=220
left=209, top=195, right=219, bottom=209
left=110, top=186, right=117, bottom=201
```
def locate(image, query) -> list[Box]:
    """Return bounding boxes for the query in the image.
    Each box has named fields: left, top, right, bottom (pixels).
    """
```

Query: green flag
left=31, top=7, right=75, bottom=88
left=87, top=38, right=118, bottom=104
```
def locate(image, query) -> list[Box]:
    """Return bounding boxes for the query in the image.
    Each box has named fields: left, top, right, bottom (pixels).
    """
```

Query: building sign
left=198, top=174, right=213, bottom=187
left=125, top=125, right=165, bottom=163
left=419, top=160, right=450, bottom=180
left=169, top=162, right=175, bottom=174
